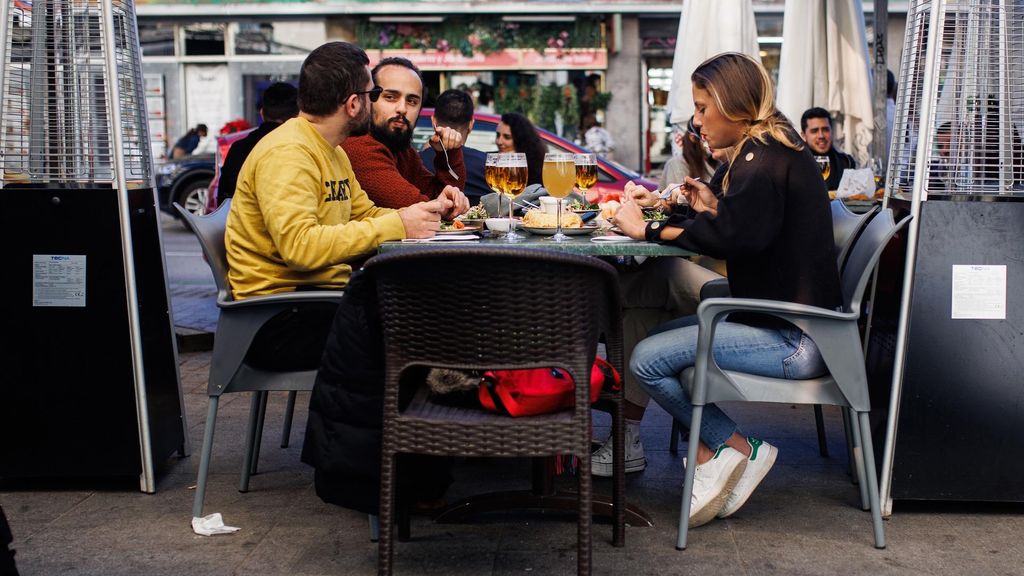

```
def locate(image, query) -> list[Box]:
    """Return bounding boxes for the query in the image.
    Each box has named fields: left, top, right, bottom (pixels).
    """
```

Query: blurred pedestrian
left=218, top=82, right=299, bottom=200
left=583, top=114, right=615, bottom=160
left=171, top=123, right=207, bottom=159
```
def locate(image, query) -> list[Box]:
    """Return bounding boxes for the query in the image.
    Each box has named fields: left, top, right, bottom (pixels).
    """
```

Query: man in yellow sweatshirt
left=225, top=41, right=461, bottom=370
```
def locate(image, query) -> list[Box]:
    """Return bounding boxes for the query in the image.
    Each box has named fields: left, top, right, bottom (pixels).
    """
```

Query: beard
left=348, top=106, right=371, bottom=138
left=370, top=114, right=414, bottom=151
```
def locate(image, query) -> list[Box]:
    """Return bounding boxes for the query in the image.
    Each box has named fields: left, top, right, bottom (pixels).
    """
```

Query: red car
left=207, top=111, right=654, bottom=211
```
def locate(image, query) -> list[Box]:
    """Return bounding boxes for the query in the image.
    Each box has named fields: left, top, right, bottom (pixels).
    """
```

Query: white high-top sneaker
left=591, top=422, right=646, bottom=477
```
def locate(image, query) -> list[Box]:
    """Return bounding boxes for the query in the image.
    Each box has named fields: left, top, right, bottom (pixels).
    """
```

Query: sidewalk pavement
left=2, top=290, right=1023, bottom=574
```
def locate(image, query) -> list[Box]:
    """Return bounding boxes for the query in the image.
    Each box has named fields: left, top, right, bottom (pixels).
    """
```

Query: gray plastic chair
left=670, top=199, right=881, bottom=457
left=174, top=199, right=344, bottom=518
left=675, top=209, right=910, bottom=550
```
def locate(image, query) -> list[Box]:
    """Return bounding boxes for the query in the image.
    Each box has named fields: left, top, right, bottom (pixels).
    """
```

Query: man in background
left=342, top=57, right=468, bottom=211
left=218, top=82, right=299, bottom=200
left=801, top=107, right=857, bottom=190
left=420, top=89, right=490, bottom=205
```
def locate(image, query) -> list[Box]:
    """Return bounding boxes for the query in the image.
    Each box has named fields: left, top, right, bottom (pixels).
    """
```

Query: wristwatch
left=644, top=220, right=663, bottom=242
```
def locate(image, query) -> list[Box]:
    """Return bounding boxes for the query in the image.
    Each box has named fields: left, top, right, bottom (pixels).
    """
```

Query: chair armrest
left=219, top=290, right=345, bottom=310
left=698, top=278, right=731, bottom=301
left=696, top=297, right=854, bottom=327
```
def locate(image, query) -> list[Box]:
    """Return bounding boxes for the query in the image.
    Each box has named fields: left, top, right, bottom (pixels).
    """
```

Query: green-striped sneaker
left=717, top=437, right=778, bottom=518
left=687, top=445, right=747, bottom=528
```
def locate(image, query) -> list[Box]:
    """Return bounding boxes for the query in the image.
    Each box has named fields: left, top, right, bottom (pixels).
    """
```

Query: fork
left=437, top=137, right=459, bottom=180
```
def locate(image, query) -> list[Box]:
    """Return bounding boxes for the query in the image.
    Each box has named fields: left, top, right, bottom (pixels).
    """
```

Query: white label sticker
left=951, top=265, right=1006, bottom=320
left=33, top=255, right=86, bottom=307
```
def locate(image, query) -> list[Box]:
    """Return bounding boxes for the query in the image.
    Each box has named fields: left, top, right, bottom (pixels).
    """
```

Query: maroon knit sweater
left=342, top=134, right=466, bottom=208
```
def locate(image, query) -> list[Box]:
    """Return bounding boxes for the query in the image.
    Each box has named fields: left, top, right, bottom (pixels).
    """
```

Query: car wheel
left=176, top=179, right=210, bottom=220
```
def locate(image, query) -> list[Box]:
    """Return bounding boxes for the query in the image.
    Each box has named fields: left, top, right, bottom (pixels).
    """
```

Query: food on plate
left=598, top=200, right=620, bottom=221
left=439, top=220, right=466, bottom=231
left=567, top=198, right=600, bottom=211
left=643, top=208, right=668, bottom=221
left=457, top=205, right=489, bottom=221
left=521, top=209, right=583, bottom=229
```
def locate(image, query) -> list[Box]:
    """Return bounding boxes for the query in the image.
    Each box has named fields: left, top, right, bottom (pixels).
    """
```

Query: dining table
left=378, top=228, right=697, bottom=539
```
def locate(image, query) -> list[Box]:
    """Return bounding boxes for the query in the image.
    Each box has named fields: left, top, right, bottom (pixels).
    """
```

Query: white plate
left=436, top=226, right=482, bottom=235
left=522, top=225, right=599, bottom=236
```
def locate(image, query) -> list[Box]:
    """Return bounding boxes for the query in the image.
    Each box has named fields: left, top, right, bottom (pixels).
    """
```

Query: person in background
left=171, top=123, right=207, bottom=159
left=886, top=70, right=897, bottom=150
left=613, top=52, right=840, bottom=527
left=659, top=116, right=717, bottom=194
left=583, top=114, right=616, bottom=160
left=801, top=107, right=857, bottom=190
left=421, top=89, right=490, bottom=205
left=343, top=57, right=468, bottom=211
left=476, top=83, right=495, bottom=115
left=218, top=82, right=299, bottom=200
left=495, top=112, right=547, bottom=186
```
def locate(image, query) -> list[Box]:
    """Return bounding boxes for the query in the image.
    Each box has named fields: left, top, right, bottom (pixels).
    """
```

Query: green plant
left=591, top=91, right=612, bottom=111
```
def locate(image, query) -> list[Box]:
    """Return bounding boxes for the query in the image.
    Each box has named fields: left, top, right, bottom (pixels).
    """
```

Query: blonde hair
left=691, top=52, right=803, bottom=191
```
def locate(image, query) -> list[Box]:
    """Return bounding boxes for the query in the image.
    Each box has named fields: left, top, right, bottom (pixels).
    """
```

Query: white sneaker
left=591, top=424, right=646, bottom=477
left=687, top=445, right=747, bottom=528
left=717, top=437, right=778, bottom=518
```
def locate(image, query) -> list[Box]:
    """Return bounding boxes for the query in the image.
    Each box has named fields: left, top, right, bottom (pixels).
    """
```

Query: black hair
left=800, top=107, right=833, bottom=132
left=477, top=83, right=493, bottom=106
left=298, top=41, right=370, bottom=117
left=260, top=82, right=299, bottom=123
left=434, top=89, right=474, bottom=128
left=371, top=56, right=424, bottom=98
left=886, top=69, right=897, bottom=100
left=500, top=112, right=547, bottom=185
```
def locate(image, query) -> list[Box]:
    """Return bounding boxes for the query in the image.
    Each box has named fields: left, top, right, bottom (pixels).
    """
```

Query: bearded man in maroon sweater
left=342, top=57, right=469, bottom=212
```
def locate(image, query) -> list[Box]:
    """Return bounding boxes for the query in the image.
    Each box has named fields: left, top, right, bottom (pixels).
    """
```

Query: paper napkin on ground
left=192, top=513, right=240, bottom=536
left=836, top=168, right=875, bottom=199
left=400, top=234, right=479, bottom=242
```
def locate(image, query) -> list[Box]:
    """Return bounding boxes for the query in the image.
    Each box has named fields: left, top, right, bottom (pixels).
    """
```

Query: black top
left=664, top=134, right=842, bottom=319
left=218, top=121, right=283, bottom=200
left=825, top=146, right=857, bottom=191
left=421, top=145, right=490, bottom=205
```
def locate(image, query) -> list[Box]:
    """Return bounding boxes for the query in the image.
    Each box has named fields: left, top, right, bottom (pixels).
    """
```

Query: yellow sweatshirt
left=225, top=117, right=406, bottom=298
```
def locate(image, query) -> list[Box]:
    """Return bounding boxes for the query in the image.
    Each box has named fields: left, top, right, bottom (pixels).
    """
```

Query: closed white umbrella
left=777, top=0, right=875, bottom=166
left=667, top=0, right=762, bottom=127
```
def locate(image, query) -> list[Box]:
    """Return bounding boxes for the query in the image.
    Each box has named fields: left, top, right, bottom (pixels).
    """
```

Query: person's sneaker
left=717, top=437, right=778, bottom=518
left=687, top=445, right=747, bottom=528
left=591, top=424, right=646, bottom=477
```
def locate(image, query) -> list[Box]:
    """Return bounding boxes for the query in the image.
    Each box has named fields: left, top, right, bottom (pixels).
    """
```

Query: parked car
left=204, top=111, right=655, bottom=212
left=155, top=154, right=214, bottom=219
left=413, top=110, right=657, bottom=202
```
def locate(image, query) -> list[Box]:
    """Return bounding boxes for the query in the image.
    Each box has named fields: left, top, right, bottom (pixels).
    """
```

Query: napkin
left=835, top=168, right=875, bottom=199
left=401, top=234, right=480, bottom=243
left=591, top=235, right=638, bottom=243
left=192, top=513, right=240, bottom=536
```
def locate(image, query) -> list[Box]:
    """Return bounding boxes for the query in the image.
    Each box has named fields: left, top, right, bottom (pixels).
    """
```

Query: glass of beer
left=815, top=155, right=831, bottom=181
left=542, top=152, right=576, bottom=242
left=484, top=152, right=501, bottom=194
left=574, top=153, right=598, bottom=197
left=500, top=152, right=528, bottom=242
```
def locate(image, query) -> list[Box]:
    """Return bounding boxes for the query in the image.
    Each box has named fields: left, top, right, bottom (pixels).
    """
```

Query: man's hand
left=610, top=196, right=647, bottom=240
left=429, top=126, right=464, bottom=152
left=681, top=176, right=718, bottom=215
left=438, top=185, right=469, bottom=219
left=398, top=196, right=453, bottom=239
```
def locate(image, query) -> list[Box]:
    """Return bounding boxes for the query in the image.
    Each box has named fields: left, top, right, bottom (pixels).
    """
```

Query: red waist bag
left=478, top=357, right=621, bottom=417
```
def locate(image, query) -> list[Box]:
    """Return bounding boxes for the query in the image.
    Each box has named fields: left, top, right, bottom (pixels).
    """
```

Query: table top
left=379, top=230, right=694, bottom=257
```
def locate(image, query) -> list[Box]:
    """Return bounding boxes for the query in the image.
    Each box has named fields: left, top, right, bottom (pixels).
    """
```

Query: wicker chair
left=366, top=246, right=625, bottom=576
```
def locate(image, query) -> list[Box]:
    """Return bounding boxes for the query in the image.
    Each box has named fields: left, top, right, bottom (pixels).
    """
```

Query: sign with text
left=368, top=48, right=607, bottom=71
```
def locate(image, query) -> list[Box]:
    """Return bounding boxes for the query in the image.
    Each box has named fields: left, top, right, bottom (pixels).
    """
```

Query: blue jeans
left=631, top=315, right=827, bottom=449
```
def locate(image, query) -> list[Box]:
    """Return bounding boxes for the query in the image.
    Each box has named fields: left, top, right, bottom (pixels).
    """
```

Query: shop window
left=184, top=23, right=225, bottom=56
left=139, top=23, right=175, bottom=57
left=234, top=21, right=323, bottom=55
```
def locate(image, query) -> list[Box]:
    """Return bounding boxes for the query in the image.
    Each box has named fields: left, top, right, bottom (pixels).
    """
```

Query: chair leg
left=669, top=419, right=681, bottom=454
left=378, top=449, right=397, bottom=576
left=612, top=394, right=625, bottom=547
left=814, top=405, right=829, bottom=457
left=578, top=445, right=593, bottom=575
left=842, top=408, right=856, bottom=481
left=251, top=391, right=269, bottom=476
left=192, top=397, right=220, bottom=518
left=281, top=390, right=298, bottom=448
left=848, top=407, right=869, bottom=511
left=677, top=406, right=703, bottom=550
left=857, top=411, right=886, bottom=549
left=369, top=514, right=380, bottom=543
left=239, top=392, right=263, bottom=493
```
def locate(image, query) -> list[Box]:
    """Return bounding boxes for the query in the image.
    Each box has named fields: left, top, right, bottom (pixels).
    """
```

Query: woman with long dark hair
left=495, top=112, right=547, bottom=185
left=613, top=52, right=841, bottom=528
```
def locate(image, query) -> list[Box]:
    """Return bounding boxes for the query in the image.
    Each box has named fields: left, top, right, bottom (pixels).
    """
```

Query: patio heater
left=0, top=0, right=186, bottom=492
left=873, top=0, right=1024, bottom=512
